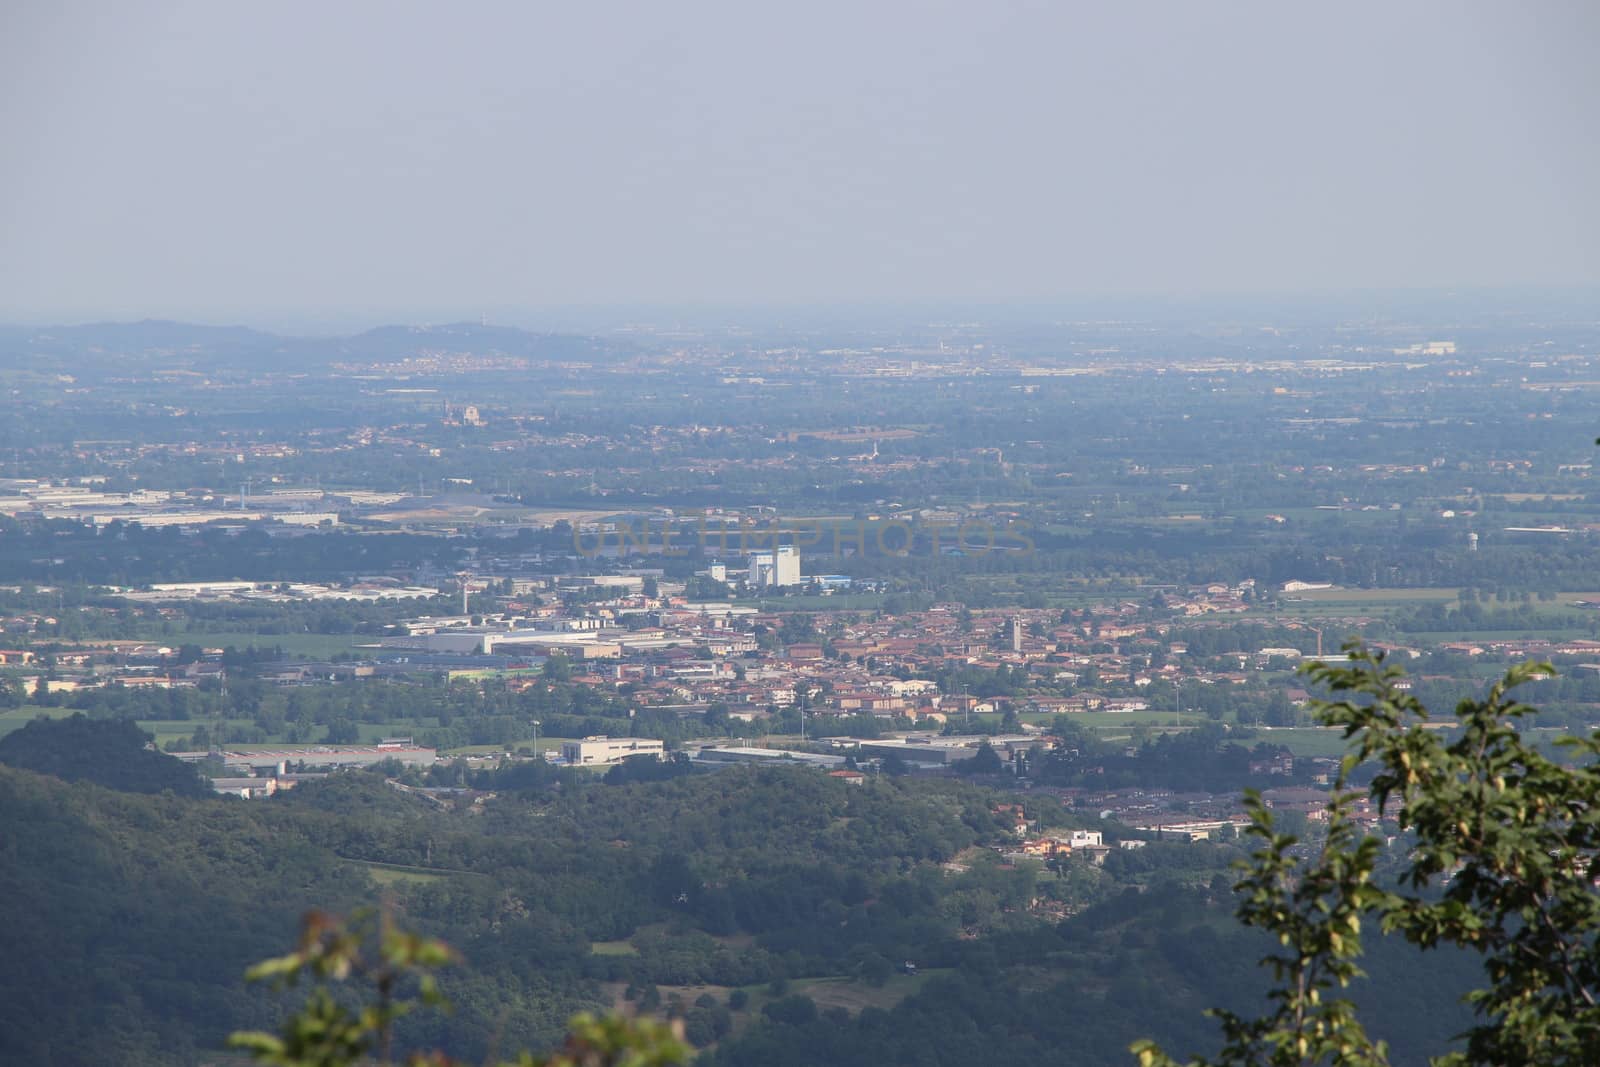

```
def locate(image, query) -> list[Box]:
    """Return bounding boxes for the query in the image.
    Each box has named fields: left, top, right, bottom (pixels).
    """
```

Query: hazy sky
left=2, top=1, right=1597, bottom=326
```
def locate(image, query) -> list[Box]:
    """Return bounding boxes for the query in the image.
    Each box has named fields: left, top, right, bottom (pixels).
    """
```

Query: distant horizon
left=5, top=283, right=1600, bottom=337
left=4, top=3, right=1596, bottom=324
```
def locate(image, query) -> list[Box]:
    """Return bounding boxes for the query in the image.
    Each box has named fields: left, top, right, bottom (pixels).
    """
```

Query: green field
left=788, top=971, right=939, bottom=1015
left=165, top=631, right=367, bottom=657
left=1289, top=586, right=1459, bottom=604
left=130, top=719, right=444, bottom=748
left=1274, top=587, right=1460, bottom=622
left=590, top=940, right=640, bottom=957
left=0, top=708, right=233, bottom=747
left=605, top=969, right=939, bottom=1027
left=138, top=717, right=254, bottom=746
left=0, top=712, right=463, bottom=749
left=354, top=860, right=456, bottom=886
left=0, top=705, right=77, bottom=738
left=1252, top=726, right=1353, bottom=757
left=752, top=593, right=886, bottom=611
left=1018, top=709, right=1203, bottom=730
left=1418, top=627, right=1593, bottom=641
left=1267, top=589, right=1600, bottom=645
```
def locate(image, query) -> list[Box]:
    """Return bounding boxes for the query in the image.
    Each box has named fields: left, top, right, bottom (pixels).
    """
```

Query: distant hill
left=0, top=318, right=631, bottom=374
left=331, top=322, right=623, bottom=363
left=0, top=318, right=297, bottom=372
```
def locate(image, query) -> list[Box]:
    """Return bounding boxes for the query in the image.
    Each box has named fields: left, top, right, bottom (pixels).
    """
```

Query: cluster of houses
left=334, top=577, right=1318, bottom=729
left=978, top=774, right=1395, bottom=877
left=13, top=568, right=1578, bottom=827
left=0, top=574, right=1403, bottom=731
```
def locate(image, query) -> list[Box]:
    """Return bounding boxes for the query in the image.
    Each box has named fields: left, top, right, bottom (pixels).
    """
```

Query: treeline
left=0, top=519, right=464, bottom=585
left=60, top=674, right=631, bottom=747
left=1394, top=598, right=1593, bottom=635
left=1035, top=720, right=1311, bottom=792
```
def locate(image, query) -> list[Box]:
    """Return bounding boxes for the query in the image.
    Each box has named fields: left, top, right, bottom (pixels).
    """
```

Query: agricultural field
left=353, top=860, right=459, bottom=886
left=1250, top=726, right=1354, bottom=758
left=602, top=969, right=940, bottom=1032
left=144, top=630, right=370, bottom=658
left=1286, top=586, right=1460, bottom=604
left=788, top=971, right=940, bottom=1015
left=590, top=940, right=640, bottom=957
left=753, top=593, right=888, bottom=612
left=0, top=705, right=76, bottom=738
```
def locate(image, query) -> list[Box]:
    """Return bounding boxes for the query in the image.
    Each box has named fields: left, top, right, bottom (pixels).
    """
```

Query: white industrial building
left=748, top=546, right=802, bottom=588
left=559, top=736, right=666, bottom=766
left=694, top=746, right=846, bottom=770
left=175, top=742, right=437, bottom=774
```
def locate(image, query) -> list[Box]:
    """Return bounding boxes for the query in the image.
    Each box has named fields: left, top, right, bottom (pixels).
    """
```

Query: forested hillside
left=0, top=760, right=1479, bottom=1066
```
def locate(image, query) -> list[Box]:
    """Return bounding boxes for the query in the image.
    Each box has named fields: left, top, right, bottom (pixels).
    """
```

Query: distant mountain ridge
left=328, top=321, right=619, bottom=362
left=0, top=318, right=628, bottom=372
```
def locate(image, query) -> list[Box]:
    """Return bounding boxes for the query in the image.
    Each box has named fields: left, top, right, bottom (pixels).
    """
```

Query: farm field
left=0, top=705, right=76, bottom=738
left=788, top=971, right=940, bottom=1015
left=139, top=717, right=259, bottom=747
left=1280, top=585, right=1600, bottom=615
left=125, top=719, right=450, bottom=748
left=352, top=859, right=459, bottom=886
left=753, top=593, right=887, bottom=612
left=589, top=940, right=640, bottom=957
left=1251, top=726, right=1353, bottom=758
left=1018, top=709, right=1200, bottom=731
left=130, top=630, right=369, bottom=657
left=1415, top=627, right=1596, bottom=642
left=1288, top=587, right=1459, bottom=604
left=602, top=969, right=941, bottom=1032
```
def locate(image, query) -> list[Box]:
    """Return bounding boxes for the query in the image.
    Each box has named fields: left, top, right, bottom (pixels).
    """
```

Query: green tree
left=0, top=714, right=211, bottom=797
left=1131, top=789, right=1389, bottom=1067
left=231, top=909, right=689, bottom=1067
left=954, top=741, right=1005, bottom=776
left=229, top=908, right=458, bottom=1067
left=1135, top=644, right=1600, bottom=1067
left=325, top=719, right=361, bottom=745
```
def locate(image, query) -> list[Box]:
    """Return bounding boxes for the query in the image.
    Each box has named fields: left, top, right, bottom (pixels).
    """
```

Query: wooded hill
left=0, top=741, right=1478, bottom=1065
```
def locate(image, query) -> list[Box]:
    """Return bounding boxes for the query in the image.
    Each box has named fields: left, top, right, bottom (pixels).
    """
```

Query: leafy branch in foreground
left=228, top=907, right=458, bottom=1067
left=230, top=908, right=688, bottom=1067
left=1314, top=648, right=1600, bottom=1065
left=500, top=1013, right=692, bottom=1067
left=1135, top=642, right=1600, bottom=1067
left=1131, top=779, right=1391, bottom=1067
